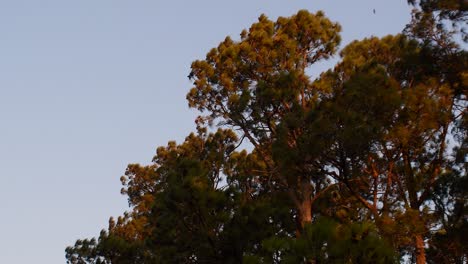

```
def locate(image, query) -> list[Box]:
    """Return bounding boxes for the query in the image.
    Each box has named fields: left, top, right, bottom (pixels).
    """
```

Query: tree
left=66, top=128, right=297, bottom=263
left=313, top=33, right=466, bottom=263
left=187, top=9, right=341, bottom=232
left=67, top=6, right=466, bottom=264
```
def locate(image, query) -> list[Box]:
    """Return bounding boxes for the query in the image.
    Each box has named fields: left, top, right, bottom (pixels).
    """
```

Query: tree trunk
left=299, top=197, right=314, bottom=264
left=415, top=234, right=426, bottom=264
left=297, top=182, right=313, bottom=231
left=299, top=198, right=312, bottom=228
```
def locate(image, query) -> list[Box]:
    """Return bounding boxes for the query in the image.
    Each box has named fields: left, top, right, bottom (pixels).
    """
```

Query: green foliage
left=67, top=6, right=466, bottom=264
left=187, top=9, right=341, bottom=137
left=246, top=218, right=396, bottom=264
left=408, top=0, right=467, bottom=21
left=427, top=171, right=468, bottom=263
left=187, top=9, right=343, bottom=235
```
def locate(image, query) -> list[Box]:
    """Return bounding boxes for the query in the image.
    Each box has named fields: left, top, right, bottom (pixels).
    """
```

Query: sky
left=0, top=1, right=411, bottom=263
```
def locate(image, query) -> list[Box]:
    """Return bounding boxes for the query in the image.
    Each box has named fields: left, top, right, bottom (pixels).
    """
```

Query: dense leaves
left=67, top=6, right=466, bottom=264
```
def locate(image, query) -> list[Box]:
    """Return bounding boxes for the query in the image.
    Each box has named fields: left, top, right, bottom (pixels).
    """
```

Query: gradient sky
left=0, top=1, right=411, bottom=263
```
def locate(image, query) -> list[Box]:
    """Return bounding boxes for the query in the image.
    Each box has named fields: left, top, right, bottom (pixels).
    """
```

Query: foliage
left=67, top=6, right=466, bottom=264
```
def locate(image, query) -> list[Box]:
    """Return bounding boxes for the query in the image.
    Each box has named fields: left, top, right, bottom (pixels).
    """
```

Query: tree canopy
left=67, top=2, right=467, bottom=263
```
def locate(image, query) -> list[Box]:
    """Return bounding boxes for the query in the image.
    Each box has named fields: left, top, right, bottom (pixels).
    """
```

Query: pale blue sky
left=0, top=1, right=410, bottom=263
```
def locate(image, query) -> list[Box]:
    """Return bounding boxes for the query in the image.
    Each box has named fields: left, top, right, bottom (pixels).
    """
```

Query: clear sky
left=0, top=1, right=411, bottom=263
